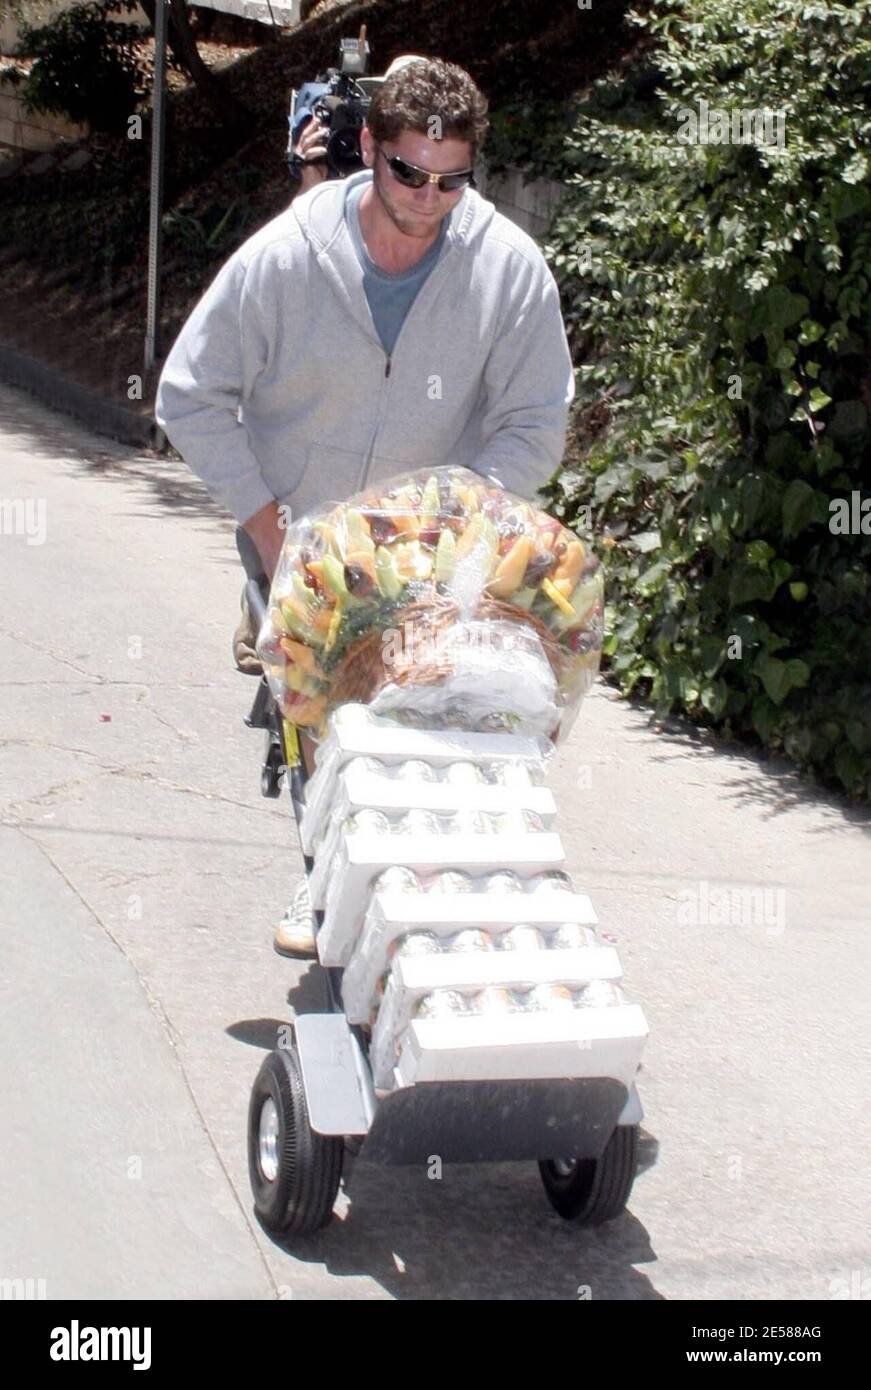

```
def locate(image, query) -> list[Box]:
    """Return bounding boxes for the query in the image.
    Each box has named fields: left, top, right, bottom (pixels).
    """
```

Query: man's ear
left=360, top=126, right=376, bottom=168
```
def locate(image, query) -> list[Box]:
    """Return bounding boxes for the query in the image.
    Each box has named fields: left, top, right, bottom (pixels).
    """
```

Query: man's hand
left=296, top=118, right=330, bottom=192
left=243, top=499, right=285, bottom=581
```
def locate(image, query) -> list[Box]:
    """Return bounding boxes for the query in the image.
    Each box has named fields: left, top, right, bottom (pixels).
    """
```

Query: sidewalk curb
left=0, top=341, right=157, bottom=448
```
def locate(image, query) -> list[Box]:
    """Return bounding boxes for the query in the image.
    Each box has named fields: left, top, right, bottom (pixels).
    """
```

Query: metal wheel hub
left=552, top=1158, right=578, bottom=1178
left=259, top=1097, right=280, bottom=1182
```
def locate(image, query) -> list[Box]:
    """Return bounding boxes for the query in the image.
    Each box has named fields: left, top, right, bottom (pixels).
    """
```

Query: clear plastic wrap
left=256, top=466, right=604, bottom=741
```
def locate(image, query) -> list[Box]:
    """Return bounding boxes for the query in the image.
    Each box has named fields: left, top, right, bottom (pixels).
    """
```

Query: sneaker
left=274, top=878, right=317, bottom=959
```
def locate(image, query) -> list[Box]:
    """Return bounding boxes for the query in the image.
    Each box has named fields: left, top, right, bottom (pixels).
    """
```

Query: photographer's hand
left=296, top=118, right=330, bottom=191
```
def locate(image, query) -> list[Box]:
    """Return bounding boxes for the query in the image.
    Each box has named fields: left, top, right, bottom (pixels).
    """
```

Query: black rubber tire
left=247, top=1046, right=343, bottom=1235
left=261, top=764, right=281, bottom=798
left=539, top=1124, right=639, bottom=1225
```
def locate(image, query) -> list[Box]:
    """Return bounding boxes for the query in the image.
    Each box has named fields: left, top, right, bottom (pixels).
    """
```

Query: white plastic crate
left=308, top=774, right=558, bottom=909
left=393, top=1005, right=649, bottom=1089
left=341, top=887, right=599, bottom=1023
left=317, top=832, right=568, bottom=966
left=369, top=948, right=624, bottom=1088
left=301, top=704, right=551, bottom=853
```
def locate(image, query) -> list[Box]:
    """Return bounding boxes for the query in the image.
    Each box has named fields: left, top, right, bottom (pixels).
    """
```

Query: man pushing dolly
left=156, top=54, right=574, bottom=957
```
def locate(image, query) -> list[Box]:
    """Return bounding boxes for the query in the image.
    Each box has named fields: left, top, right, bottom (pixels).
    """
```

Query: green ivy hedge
left=525, top=0, right=870, bottom=797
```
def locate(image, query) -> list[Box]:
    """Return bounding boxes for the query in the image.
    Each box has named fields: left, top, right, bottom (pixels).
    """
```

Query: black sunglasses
left=379, top=149, right=475, bottom=192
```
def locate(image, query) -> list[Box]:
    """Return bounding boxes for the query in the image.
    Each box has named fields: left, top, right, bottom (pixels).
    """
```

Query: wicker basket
left=330, top=592, right=568, bottom=709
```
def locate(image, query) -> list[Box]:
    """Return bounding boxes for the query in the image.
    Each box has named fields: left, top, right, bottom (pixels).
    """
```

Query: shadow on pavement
left=0, top=385, right=233, bottom=533
left=275, top=1160, right=663, bottom=1301
left=232, top=973, right=664, bottom=1301
left=610, top=695, right=871, bottom=831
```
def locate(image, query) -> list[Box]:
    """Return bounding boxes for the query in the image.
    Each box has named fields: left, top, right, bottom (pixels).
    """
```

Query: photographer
left=155, top=55, right=574, bottom=953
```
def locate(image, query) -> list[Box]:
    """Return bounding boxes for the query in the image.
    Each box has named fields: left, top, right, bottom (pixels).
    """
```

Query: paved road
left=1, top=381, right=869, bottom=1300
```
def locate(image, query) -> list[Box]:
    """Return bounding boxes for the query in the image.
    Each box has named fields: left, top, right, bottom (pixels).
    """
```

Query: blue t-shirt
left=345, top=181, right=448, bottom=357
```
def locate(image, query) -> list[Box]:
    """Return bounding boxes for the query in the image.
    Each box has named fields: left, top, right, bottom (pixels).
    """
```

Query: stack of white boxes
left=300, top=705, right=648, bottom=1095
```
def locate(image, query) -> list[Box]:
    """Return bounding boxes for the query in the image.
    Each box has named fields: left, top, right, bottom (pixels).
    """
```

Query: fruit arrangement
left=256, top=466, right=604, bottom=738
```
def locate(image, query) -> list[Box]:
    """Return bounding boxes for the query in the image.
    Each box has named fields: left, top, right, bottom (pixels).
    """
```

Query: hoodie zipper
left=357, top=243, right=455, bottom=489
left=350, top=185, right=481, bottom=489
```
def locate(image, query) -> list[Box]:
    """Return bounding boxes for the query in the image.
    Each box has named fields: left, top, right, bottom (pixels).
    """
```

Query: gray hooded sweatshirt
left=155, top=170, right=574, bottom=526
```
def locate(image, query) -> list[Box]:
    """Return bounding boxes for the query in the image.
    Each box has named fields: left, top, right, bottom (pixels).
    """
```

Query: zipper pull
left=384, top=356, right=391, bottom=379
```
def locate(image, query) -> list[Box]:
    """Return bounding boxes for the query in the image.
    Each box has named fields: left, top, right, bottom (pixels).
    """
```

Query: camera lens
left=329, top=127, right=363, bottom=176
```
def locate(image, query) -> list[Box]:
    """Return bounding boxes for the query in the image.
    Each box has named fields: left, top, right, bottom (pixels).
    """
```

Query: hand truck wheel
left=539, top=1123, right=639, bottom=1225
left=248, top=1045, right=343, bottom=1235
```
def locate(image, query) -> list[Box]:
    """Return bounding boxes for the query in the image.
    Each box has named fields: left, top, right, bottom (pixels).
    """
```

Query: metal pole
left=144, top=0, right=167, bottom=377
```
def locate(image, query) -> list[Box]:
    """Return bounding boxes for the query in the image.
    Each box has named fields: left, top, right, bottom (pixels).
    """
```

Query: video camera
left=288, top=28, right=383, bottom=182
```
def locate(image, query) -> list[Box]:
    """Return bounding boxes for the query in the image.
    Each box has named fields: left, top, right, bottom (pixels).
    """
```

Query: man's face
left=360, top=126, right=473, bottom=238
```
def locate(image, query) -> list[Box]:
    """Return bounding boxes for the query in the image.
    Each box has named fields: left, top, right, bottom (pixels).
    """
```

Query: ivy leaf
left=746, top=540, right=776, bottom=566
left=700, top=679, right=728, bottom=718
left=808, top=387, right=833, bottom=413
left=759, top=284, right=810, bottom=333
left=637, top=557, right=670, bottom=591
left=771, top=559, right=794, bottom=593
left=736, top=474, right=766, bottom=531
left=782, top=479, right=823, bottom=537
left=700, top=635, right=726, bottom=676
left=754, top=655, right=810, bottom=705
left=630, top=530, right=662, bottom=553
left=730, top=565, right=776, bottom=605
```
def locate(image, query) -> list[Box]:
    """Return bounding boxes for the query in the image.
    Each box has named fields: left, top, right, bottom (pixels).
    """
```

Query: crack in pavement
left=0, top=626, right=103, bottom=681
left=2, top=753, right=271, bottom=819
left=133, top=688, right=198, bottom=744
left=0, top=628, right=226, bottom=701
left=2, top=771, right=102, bottom=818
left=0, top=737, right=158, bottom=765
left=0, top=680, right=224, bottom=689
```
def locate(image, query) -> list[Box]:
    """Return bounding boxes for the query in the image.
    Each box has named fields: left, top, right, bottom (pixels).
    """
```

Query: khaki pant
left=232, top=583, right=264, bottom=677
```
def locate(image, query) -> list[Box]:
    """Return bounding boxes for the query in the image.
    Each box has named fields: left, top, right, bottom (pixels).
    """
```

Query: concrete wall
left=0, top=73, right=86, bottom=150
left=191, top=0, right=299, bottom=25
left=0, top=0, right=291, bottom=51
left=1, top=2, right=149, bottom=53
left=475, top=163, right=564, bottom=240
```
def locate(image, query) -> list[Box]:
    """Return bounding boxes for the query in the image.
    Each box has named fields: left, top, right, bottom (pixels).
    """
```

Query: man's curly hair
left=367, top=58, right=489, bottom=158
